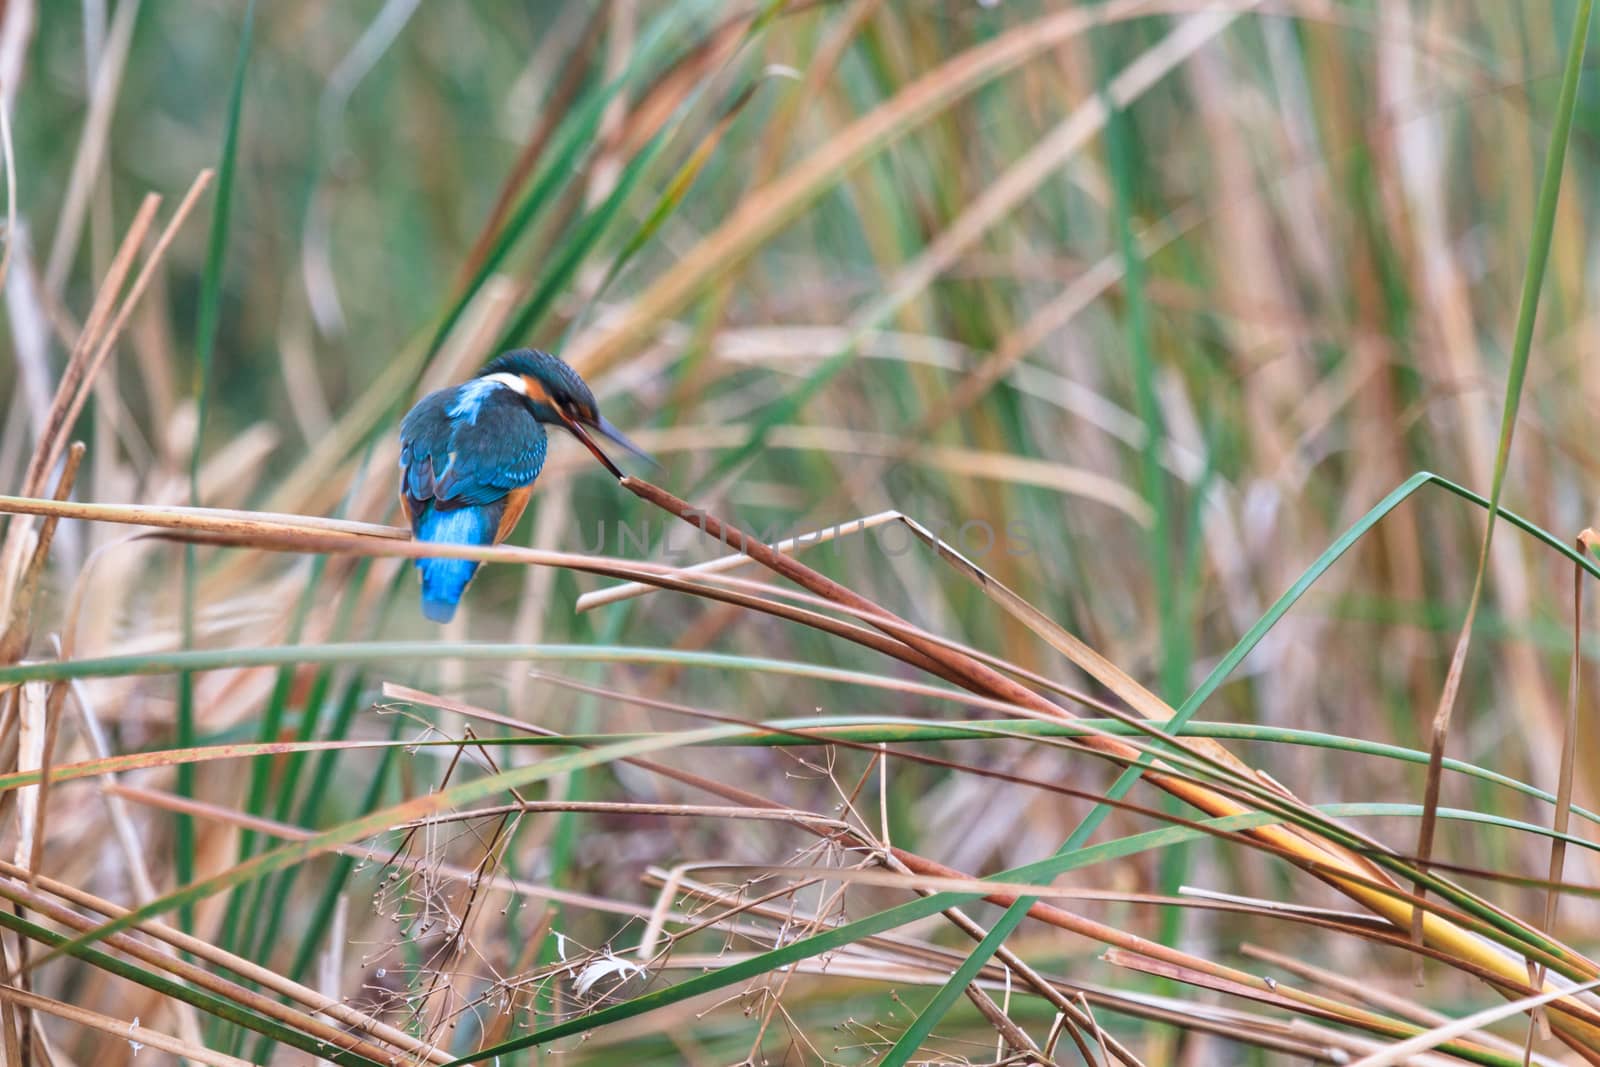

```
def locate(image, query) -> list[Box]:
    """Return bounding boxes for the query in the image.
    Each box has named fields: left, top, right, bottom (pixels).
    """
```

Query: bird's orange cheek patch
left=521, top=375, right=552, bottom=410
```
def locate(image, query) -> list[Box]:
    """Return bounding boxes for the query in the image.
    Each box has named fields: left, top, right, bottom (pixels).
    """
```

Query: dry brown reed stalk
left=1102, top=948, right=1506, bottom=1067
left=3, top=192, right=152, bottom=566
left=21, top=462, right=87, bottom=890
left=1237, top=939, right=1568, bottom=1066
left=21, top=196, right=148, bottom=497
left=0, top=489, right=1572, bottom=884
left=57, top=660, right=208, bottom=1051
left=0, top=444, right=83, bottom=665
left=507, top=670, right=1262, bottom=864
left=1349, top=978, right=1600, bottom=1067
left=1242, top=939, right=1434, bottom=1012
left=0, top=984, right=248, bottom=1067
left=0, top=437, right=83, bottom=1047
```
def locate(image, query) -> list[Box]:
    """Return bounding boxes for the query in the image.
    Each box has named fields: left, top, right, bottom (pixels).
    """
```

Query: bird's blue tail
left=414, top=505, right=495, bottom=623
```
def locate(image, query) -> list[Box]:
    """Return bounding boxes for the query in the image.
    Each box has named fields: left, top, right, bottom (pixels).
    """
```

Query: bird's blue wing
left=399, top=389, right=453, bottom=516
left=399, top=386, right=548, bottom=516
left=435, top=391, right=548, bottom=505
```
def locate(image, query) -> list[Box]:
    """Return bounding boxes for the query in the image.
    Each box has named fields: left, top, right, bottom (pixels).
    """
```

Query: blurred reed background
left=2, top=1, right=1600, bottom=1064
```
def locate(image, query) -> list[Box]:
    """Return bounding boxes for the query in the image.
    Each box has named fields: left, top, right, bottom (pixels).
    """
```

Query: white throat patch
left=482, top=372, right=528, bottom=395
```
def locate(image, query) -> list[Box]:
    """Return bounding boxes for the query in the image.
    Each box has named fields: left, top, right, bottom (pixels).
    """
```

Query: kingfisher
left=398, top=348, right=650, bottom=623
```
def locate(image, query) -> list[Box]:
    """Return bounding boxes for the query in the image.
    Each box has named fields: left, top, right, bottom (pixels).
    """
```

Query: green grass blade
left=879, top=448, right=1600, bottom=1055
left=24, top=712, right=1597, bottom=833
left=1485, top=0, right=1590, bottom=526
left=446, top=714, right=1600, bottom=827
left=0, top=641, right=980, bottom=686
left=243, top=670, right=369, bottom=974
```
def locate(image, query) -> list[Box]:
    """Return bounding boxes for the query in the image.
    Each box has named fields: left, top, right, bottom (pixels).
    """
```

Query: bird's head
left=477, top=348, right=653, bottom=479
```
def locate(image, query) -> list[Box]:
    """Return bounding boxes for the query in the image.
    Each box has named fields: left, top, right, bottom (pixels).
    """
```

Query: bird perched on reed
left=398, top=348, right=650, bottom=622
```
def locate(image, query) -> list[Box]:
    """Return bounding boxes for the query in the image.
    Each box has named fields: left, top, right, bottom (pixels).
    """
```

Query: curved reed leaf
left=893, top=465, right=1600, bottom=1054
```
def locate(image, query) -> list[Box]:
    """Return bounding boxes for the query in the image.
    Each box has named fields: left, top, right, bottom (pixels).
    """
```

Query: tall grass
left=3, top=2, right=1600, bottom=1064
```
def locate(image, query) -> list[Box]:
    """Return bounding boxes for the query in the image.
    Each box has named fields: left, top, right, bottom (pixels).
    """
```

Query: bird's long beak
left=564, top=412, right=657, bottom=480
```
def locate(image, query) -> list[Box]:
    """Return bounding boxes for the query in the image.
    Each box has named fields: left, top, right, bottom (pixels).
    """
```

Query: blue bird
left=398, top=348, right=651, bottom=623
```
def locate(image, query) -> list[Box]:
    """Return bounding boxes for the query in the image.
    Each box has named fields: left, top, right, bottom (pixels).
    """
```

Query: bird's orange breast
left=495, top=484, right=534, bottom=543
